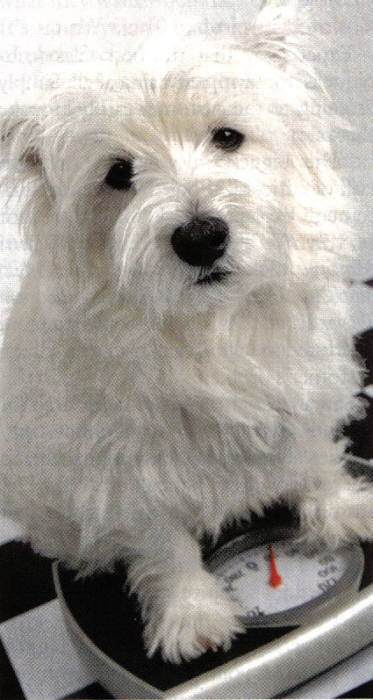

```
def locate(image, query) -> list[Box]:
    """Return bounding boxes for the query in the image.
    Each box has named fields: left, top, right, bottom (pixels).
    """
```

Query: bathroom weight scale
left=53, top=456, right=373, bottom=699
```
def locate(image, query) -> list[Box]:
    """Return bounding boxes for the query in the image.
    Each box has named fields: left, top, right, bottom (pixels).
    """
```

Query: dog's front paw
left=143, top=569, right=245, bottom=663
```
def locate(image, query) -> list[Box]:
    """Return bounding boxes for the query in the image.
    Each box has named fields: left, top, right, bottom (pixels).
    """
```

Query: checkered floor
left=0, top=515, right=112, bottom=700
left=1, top=309, right=373, bottom=698
left=1, top=504, right=373, bottom=699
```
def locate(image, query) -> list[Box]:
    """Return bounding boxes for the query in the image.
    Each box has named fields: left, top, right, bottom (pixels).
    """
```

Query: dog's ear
left=0, top=106, right=42, bottom=173
left=249, top=0, right=305, bottom=67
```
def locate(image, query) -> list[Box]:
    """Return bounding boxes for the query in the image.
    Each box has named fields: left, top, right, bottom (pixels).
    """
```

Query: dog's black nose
left=171, top=216, right=229, bottom=267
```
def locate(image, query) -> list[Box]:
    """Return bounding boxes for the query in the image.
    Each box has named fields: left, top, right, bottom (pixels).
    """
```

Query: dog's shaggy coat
left=0, top=3, right=372, bottom=662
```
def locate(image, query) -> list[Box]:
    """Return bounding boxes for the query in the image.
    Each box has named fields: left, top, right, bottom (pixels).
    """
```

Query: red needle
left=269, top=544, right=282, bottom=588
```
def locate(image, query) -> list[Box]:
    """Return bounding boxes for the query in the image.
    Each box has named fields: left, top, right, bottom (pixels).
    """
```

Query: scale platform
left=53, top=456, right=373, bottom=699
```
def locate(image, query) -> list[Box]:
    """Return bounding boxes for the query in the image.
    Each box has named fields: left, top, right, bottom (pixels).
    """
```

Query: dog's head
left=0, top=2, right=353, bottom=320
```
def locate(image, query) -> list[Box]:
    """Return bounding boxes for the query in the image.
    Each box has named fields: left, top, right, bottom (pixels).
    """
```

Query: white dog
left=0, top=3, right=372, bottom=664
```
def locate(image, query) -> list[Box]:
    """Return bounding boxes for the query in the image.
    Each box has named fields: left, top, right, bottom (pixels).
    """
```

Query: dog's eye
left=105, top=159, right=133, bottom=190
left=211, top=127, right=244, bottom=152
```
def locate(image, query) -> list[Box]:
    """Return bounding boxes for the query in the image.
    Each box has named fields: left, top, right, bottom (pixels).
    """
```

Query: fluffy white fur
left=0, top=2, right=372, bottom=663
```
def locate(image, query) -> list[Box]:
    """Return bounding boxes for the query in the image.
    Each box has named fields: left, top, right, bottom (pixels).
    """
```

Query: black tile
left=0, top=540, right=55, bottom=623
left=61, top=682, right=113, bottom=699
left=354, top=328, right=373, bottom=385
left=0, top=637, right=25, bottom=699
left=344, top=394, right=373, bottom=461
left=340, top=330, right=373, bottom=459
left=339, top=679, right=373, bottom=698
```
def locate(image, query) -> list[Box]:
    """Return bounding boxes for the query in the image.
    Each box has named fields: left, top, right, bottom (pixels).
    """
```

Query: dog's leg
left=126, top=516, right=244, bottom=663
left=297, top=474, right=373, bottom=548
left=291, top=440, right=373, bottom=548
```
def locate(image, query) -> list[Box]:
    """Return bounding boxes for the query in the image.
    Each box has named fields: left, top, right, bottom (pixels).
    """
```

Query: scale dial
left=207, top=527, right=364, bottom=627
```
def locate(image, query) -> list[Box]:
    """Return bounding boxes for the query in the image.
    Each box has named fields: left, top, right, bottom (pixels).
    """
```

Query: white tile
left=0, top=513, right=24, bottom=545
left=0, top=599, right=94, bottom=700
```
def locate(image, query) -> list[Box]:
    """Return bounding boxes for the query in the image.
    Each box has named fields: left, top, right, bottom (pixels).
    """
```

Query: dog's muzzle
left=171, top=216, right=229, bottom=267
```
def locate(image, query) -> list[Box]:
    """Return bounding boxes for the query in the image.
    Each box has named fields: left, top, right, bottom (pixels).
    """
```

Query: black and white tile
left=0, top=515, right=105, bottom=699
